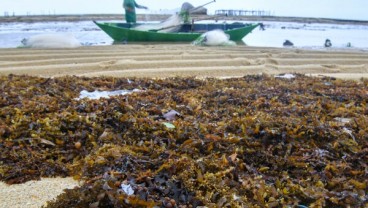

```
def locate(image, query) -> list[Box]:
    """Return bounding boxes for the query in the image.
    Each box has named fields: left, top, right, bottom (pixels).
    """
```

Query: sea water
left=243, top=21, right=368, bottom=50
left=0, top=21, right=112, bottom=48
left=1, top=20, right=368, bottom=50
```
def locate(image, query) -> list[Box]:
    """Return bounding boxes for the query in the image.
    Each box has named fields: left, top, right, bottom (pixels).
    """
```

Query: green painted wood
left=94, top=21, right=259, bottom=42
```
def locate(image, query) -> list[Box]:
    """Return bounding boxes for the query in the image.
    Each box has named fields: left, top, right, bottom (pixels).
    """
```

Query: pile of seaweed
left=0, top=74, right=367, bottom=207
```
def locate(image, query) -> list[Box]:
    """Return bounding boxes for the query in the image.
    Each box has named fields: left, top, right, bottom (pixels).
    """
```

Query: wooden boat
left=93, top=21, right=259, bottom=42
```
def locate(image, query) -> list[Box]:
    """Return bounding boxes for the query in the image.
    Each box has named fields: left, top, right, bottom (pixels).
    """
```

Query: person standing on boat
left=123, top=0, right=148, bottom=23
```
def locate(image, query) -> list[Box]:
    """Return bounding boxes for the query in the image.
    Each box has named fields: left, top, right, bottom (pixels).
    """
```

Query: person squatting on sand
left=123, top=0, right=148, bottom=23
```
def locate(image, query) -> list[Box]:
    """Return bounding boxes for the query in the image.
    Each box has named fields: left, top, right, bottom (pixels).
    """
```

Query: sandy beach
left=0, top=44, right=367, bottom=208
left=1, top=45, right=368, bottom=80
left=0, top=178, right=79, bottom=208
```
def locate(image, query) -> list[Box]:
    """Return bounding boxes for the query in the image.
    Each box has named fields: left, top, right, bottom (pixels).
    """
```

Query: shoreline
left=1, top=14, right=368, bottom=25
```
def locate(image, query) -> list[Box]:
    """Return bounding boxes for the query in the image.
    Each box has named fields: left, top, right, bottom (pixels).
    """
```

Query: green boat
left=93, top=21, right=259, bottom=43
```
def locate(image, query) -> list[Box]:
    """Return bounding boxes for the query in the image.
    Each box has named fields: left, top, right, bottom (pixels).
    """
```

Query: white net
left=192, top=30, right=236, bottom=46
left=134, top=14, right=183, bottom=33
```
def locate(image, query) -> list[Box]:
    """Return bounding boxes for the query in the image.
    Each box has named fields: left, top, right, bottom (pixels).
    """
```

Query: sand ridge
left=0, top=45, right=368, bottom=80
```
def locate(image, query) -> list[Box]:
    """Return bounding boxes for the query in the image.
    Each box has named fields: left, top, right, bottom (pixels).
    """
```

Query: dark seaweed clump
left=0, top=74, right=367, bottom=207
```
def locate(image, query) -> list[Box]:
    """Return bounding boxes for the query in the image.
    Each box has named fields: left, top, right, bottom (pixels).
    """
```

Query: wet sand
left=0, top=44, right=368, bottom=207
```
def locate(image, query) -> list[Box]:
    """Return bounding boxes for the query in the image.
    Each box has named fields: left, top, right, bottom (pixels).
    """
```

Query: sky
left=1, top=0, right=368, bottom=21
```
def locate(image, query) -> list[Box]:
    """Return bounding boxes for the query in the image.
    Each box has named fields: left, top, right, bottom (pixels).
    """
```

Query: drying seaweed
left=0, top=74, right=367, bottom=207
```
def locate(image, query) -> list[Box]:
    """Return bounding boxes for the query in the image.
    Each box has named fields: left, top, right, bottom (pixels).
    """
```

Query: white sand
left=0, top=45, right=367, bottom=80
left=0, top=177, right=79, bottom=208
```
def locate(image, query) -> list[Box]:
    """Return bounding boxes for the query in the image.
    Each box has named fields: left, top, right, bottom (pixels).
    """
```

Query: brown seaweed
left=0, top=74, right=367, bottom=207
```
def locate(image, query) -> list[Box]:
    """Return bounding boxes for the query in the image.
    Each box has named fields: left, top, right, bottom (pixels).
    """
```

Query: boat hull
left=94, top=21, right=259, bottom=42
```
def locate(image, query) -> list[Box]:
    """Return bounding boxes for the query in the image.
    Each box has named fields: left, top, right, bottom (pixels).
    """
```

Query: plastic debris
left=78, top=89, right=140, bottom=100
left=121, top=184, right=134, bottom=196
left=163, top=122, right=176, bottom=129
left=163, top=110, right=181, bottom=121
left=274, top=74, right=296, bottom=79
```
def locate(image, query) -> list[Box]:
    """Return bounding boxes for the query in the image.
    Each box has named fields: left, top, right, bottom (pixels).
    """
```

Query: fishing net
left=133, top=2, right=195, bottom=33
left=134, top=14, right=183, bottom=33
left=20, top=33, right=81, bottom=48
left=192, top=29, right=237, bottom=46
